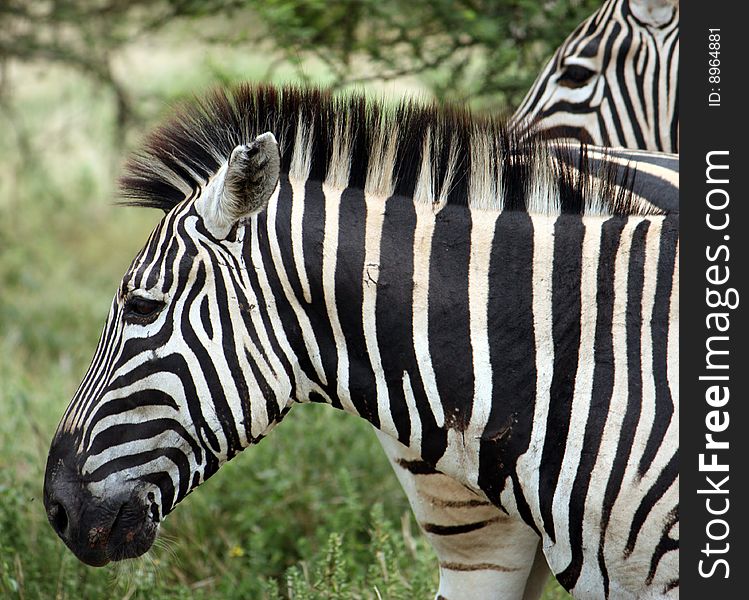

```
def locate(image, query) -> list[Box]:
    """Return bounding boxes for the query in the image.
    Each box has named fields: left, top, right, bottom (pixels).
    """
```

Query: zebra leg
left=522, top=542, right=550, bottom=600
left=375, top=430, right=548, bottom=600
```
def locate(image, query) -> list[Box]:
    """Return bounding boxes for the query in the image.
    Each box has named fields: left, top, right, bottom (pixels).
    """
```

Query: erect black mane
left=120, top=83, right=655, bottom=216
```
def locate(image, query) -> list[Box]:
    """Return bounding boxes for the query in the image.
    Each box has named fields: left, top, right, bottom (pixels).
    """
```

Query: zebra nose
left=47, top=499, right=70, bottom=540
left=43, top=463, right=86, bottom=551
left=43, top=434, right=110, bottom=565
left=43, top=471, right=122, bottom=567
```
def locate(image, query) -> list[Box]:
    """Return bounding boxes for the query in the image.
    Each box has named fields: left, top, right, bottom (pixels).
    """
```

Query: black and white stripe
left=45, top=85, right=679, bottom=599
left=510, top=0, right=679, bottom=152
left=385, top=2, right=679, bottom=593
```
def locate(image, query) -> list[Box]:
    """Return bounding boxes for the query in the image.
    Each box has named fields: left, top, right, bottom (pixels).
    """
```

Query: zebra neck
left=250, top=176, right=678, bottom=496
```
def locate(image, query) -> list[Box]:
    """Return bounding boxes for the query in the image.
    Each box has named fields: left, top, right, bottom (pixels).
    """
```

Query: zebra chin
left=43, top=433, right=160, bottom=567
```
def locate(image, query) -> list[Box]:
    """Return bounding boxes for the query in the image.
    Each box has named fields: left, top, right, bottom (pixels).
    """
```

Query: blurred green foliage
left=1, top=0, right=598, bottom=123
left=248, top=0, right=600, bottom=106
left=0, top=2, right=587, bottom=597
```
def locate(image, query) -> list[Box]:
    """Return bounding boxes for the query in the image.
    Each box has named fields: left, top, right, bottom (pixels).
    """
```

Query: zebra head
left=43, top=132, right=285, bottom=566
left=509, top=0, right=679, bottom=152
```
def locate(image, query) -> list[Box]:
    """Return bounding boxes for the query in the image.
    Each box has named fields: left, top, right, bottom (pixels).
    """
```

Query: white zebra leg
left=375, top=430, right=547, bottom=600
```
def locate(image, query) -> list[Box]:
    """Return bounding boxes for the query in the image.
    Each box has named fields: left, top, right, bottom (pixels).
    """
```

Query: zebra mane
left=120, top=83, right=661, bottom=217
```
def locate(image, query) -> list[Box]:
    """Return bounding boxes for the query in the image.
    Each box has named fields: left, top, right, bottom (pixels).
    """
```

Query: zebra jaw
left=196, top=131, right=281, bottom=238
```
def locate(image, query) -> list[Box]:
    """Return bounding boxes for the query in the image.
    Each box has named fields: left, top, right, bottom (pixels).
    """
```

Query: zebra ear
left=197, top=132, right=281, bottom=237
left=628, top=0, right=678, bottom=26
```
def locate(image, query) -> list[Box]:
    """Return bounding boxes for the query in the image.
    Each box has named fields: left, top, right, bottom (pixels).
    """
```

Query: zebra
left=372, top=145, right=678, bottom=600
left=379, top=0, right=680, bottom=593
left=509, top=0, right=679, bottom=152
left=44, top=85, right=679, bottom=599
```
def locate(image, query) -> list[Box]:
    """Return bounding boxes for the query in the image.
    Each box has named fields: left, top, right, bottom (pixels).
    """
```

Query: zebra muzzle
left=44, top=437, right=158, bottom=566
left=45, top=483, right=158, bottom=566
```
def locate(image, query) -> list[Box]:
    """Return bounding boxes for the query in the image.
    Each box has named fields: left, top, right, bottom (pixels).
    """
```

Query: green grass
left=0, top=49, right=570, bottom=599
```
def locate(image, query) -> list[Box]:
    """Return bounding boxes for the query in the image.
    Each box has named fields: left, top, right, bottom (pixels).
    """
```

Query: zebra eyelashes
left=557, top=64, right=597, bottom=88
left=123, top=295, right=166, bottom=325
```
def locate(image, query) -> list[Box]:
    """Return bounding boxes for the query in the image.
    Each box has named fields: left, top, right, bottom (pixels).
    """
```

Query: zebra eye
left=124, top=296, right=165, bottom=323
left=558, top=65, right=596, bottom=88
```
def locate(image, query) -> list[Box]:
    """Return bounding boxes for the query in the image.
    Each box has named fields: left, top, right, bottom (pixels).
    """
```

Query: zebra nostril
left=48, top=501, right=69, bottom=537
